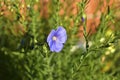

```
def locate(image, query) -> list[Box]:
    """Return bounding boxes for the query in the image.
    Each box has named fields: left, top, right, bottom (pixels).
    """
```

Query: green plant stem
left=83, top=17, right=89, bottom=52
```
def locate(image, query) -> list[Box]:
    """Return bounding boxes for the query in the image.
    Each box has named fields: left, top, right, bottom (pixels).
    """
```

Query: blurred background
left=0, top=0, right=120, bottom=80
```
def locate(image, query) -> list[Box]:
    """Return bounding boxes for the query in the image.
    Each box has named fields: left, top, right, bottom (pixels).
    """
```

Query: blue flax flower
left=47, top=26, right=67, bottom=52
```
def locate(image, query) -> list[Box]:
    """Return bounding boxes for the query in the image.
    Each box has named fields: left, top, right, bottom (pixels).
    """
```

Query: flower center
left=52, top=36, right=57, bottom=41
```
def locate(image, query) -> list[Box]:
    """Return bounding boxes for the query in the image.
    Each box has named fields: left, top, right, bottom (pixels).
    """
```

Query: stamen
left=52, top=36, right=57, bottom=41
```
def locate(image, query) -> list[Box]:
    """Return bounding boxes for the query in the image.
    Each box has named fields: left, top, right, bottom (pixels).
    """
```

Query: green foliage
left=0, top=0, right=120, bottom=80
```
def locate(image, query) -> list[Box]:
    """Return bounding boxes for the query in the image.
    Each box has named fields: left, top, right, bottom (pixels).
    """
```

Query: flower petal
left=54, top=41, right=63, bottom=52
left=47, top=30, right=56, bottom=42
left=48, top=40, right=54, bottom=52
left=55, top=26, right=67, bottom=43
left=49, top=40, right=63, bottom=52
